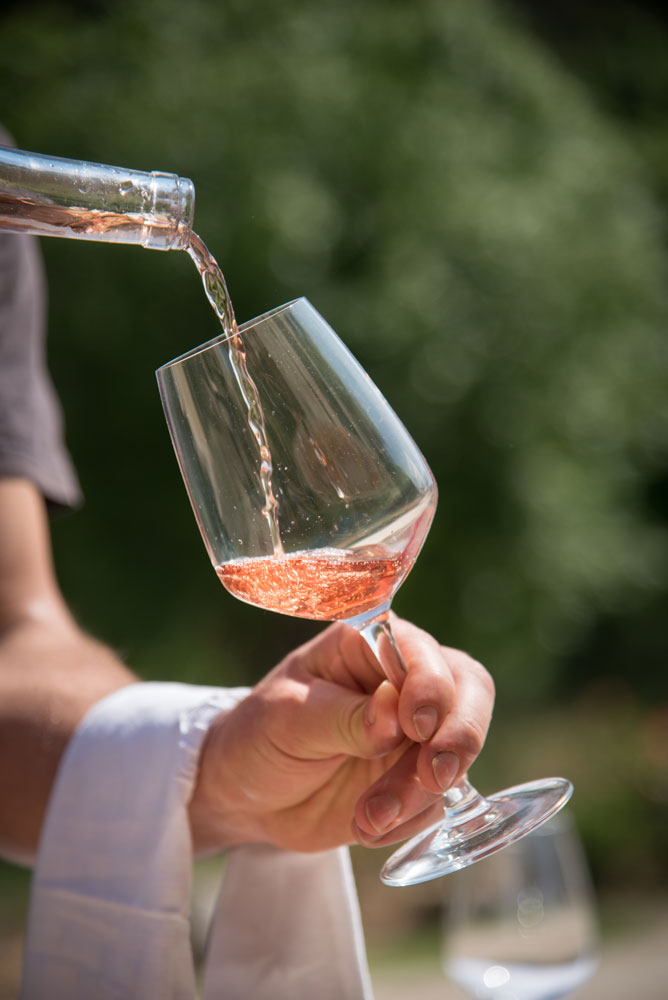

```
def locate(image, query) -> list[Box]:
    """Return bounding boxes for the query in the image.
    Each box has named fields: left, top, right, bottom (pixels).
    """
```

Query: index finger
left=390, top=615, right=458, bottom=743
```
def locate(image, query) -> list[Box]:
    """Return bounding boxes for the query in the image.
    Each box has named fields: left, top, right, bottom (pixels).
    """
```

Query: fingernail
left=413, top=706, right=438, bottom=741
left=433, top=751, right=459, bottom=791
left=365, top=793, right=401, bottom=833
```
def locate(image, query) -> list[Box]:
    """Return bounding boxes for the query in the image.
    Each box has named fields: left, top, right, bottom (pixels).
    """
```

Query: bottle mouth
left=145, top=171, right=195, bottom=250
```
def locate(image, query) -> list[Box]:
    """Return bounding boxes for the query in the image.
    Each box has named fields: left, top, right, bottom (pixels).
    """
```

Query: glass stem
left=358, top=615, right=409, bottom=693
left=358, top=615, right=492, bottom=818
left=440, top=775, right=491, bottom=822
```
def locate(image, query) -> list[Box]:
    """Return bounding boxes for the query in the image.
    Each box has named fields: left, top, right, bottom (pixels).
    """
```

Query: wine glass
left=442, top=811, right=599, bottom=999
left=156, top=297, right=572, bottom=886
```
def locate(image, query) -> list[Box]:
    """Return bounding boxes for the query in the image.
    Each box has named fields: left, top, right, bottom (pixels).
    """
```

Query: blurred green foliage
left=1, top=0, right=667, bottom=889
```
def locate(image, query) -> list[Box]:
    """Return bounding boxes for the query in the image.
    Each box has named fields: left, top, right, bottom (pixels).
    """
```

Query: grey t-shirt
left=0, top=217, right=82, bottom=510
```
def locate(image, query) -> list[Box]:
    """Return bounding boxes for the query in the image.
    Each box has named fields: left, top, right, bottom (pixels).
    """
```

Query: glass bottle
left=0, top=144, right=194, bottom=250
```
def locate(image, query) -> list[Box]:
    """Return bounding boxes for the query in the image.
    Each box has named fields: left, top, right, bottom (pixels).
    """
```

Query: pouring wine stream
left=187, top=232, right=283, bottom=555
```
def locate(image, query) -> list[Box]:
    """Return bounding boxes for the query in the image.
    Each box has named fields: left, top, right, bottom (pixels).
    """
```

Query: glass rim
left=155, top=296, right=307, bottom=373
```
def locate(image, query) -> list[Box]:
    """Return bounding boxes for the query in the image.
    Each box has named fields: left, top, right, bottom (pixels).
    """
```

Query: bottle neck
left=0, top=145, right=195, bottom=251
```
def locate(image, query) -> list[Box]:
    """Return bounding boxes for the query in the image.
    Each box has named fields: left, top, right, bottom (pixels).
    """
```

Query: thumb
left=290, top=678, right=402, bottom=760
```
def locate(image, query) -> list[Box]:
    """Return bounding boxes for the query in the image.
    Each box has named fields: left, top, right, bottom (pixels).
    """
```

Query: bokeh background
left=1, top=0, right=667, bottom=995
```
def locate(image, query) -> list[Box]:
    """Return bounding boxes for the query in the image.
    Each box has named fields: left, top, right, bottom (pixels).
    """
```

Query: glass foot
left=380, top=777, right=573, bottom=887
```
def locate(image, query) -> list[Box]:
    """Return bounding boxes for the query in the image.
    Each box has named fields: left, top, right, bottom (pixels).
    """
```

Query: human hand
left=188, top=615, right=494, bottom=856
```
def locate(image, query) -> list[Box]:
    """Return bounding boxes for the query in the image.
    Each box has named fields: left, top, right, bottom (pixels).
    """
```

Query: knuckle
left=471, top=658, right=495, bottom=699
left=452, top=715, right=487, bottom=760
left=446, top=648, right=496, bottom=700
left=258, top=676, right=309, bottom=725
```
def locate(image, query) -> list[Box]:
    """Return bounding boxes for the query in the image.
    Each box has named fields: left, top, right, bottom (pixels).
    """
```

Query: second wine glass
left=156, top=297, right=572, bottom=886
left=442, top=812, right=599, bottom=999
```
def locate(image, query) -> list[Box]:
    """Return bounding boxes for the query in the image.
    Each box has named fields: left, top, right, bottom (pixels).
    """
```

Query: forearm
left=0, top=617, right=136, bottom=865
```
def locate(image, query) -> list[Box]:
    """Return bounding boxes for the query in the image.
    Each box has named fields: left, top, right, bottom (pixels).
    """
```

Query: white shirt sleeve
left=19, top=681, right=375, bottom=1000
left=204, top=844, right=375, bottom=1000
